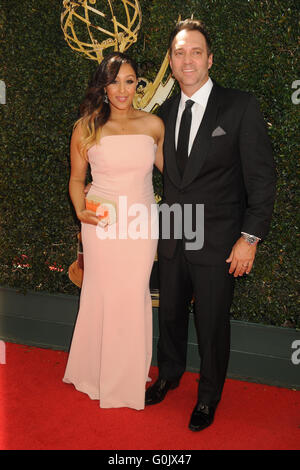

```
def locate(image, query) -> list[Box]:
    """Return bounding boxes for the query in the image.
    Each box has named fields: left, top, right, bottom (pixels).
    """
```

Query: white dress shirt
left=175, top=77, right=214, bottom=155
left=174, top=77, right=260, bottom=242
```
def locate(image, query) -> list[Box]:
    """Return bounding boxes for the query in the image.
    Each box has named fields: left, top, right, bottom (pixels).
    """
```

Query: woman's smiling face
left=105, top=63, right=137, bottom=110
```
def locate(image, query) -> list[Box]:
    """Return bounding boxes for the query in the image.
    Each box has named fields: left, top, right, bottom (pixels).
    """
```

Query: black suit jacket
left=158, top=82, right=276, bottom=265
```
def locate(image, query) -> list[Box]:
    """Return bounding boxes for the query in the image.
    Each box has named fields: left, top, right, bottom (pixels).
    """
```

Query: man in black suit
left=145, top=19, right=276, bottom=431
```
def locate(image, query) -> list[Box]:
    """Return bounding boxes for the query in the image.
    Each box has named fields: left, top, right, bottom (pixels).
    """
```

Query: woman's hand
left=77, top=209, right=100, bottom=226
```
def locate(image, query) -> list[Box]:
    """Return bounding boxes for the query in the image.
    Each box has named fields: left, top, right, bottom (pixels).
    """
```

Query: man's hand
left=226, top=237, right=258, bottom=277
left=84, top=183, right=92, bottom=195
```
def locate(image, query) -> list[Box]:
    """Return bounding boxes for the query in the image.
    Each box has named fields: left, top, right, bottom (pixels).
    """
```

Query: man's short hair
left=168, top=19, right=212, bottom=56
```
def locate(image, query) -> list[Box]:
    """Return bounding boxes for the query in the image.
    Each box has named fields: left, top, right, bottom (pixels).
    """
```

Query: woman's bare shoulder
left=133, top=110, right=164, bottom=143
left=72, top=119, right=84, bottom=139
left=137, top=110, right=164, bottom=130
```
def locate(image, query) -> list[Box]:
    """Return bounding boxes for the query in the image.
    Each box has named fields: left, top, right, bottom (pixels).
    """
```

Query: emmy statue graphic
left=61, top=0, right=175, bottom=112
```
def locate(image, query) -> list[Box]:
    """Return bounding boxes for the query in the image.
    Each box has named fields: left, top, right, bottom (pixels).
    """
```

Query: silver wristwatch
left=241, top=232, right=260, bottom=245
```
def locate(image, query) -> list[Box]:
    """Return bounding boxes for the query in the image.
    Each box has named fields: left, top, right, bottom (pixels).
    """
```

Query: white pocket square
left=212, top=126, right=226, bottom=137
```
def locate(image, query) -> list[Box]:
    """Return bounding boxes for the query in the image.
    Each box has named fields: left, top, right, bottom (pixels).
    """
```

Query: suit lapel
left=180, top=83, right=221, bottom=189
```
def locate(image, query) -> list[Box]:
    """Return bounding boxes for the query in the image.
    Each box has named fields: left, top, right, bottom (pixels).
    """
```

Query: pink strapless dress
left=63, top=135, right=158, bottom=410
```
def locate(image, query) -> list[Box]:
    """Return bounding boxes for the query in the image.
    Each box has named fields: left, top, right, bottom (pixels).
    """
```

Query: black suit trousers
left=157, top=241, right=235, bottom=406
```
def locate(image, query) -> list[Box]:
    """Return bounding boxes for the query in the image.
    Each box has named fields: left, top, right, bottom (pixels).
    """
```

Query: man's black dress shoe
left=188, top=402, right=216, bottom=431
left=145, top=378, right=179, bottom=406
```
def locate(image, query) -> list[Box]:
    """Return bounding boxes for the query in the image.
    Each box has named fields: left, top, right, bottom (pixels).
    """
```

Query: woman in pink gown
left=63, top=53, right=164, bottom=410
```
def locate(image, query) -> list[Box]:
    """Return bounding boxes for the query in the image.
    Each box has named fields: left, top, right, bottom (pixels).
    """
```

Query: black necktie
left=176, top=99, right=195, bottom=176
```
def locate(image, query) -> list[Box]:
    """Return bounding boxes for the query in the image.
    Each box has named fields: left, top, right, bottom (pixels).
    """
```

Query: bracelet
left=241, top=232, right=260, bottom=245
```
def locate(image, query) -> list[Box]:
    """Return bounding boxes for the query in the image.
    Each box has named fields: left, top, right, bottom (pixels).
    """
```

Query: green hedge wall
left=0, top=0, right=299, bottom=328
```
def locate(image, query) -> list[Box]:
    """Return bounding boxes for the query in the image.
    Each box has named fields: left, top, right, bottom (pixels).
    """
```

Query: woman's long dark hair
left=75, top=52, right=138, bottom=158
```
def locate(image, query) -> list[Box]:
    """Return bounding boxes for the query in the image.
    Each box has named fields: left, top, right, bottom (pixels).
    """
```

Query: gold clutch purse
left=85, top=195, right=117, bottom=226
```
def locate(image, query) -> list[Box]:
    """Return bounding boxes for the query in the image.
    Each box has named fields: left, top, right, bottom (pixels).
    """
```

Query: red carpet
left=0, top=342, right=299, bottom=450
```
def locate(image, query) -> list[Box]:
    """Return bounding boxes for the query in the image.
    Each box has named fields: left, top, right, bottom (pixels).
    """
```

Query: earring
left=103, top=92, right=108, bottom=104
